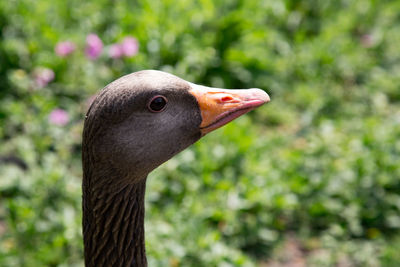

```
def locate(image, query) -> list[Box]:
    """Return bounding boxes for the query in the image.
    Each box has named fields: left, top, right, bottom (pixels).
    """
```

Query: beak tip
left=250, top=88, right=271, bottom=104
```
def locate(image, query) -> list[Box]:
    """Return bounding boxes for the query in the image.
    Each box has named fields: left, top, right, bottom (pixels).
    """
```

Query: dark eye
left=148, top=95, right=167, bottom=112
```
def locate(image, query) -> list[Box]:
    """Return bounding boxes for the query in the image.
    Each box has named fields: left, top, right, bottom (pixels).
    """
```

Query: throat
left=83, top=178, right=147, bottom=267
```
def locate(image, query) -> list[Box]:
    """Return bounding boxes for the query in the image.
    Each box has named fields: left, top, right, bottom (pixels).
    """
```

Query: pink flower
left=361, top=34, right=375, bottom=48
left=49, top=109, right=69, bottom=126
left=35, top=68, right=55, bottom=88
left=121, top=37, right=139, bottom=57
left=55, top=41, right=76, bottom=57
left=109, top=44, right=124, bottom=59
left=85, top=34, right=103, bottom=60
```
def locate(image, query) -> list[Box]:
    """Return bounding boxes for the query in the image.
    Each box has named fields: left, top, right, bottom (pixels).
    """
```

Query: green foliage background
left=1, top=0, right=400, bottom=266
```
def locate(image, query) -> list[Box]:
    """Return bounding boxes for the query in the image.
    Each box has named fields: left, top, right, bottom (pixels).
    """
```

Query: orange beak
left=188, top=82, right=270, bottom=135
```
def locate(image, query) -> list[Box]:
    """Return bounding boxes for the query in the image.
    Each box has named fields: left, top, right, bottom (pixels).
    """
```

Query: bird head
left=83, top=70, right=270, bottom=183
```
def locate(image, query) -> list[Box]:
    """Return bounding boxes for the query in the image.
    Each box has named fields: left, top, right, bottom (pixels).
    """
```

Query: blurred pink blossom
left=55, top=41, right=76, bottom=57
left=35, top=68, right=55, bottom=88
left=49, top=109, right=69, bottom=126
left=121, top=37, right=139, bottom=57
left=361, top=34, right=375, bottom=48
left=109, top=44, right=124, bottom=59
left=85, top=34, right=103, bottom=59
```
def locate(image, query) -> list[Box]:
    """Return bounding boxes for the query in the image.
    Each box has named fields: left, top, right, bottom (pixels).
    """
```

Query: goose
left=82, top=70, right=270, bottom=266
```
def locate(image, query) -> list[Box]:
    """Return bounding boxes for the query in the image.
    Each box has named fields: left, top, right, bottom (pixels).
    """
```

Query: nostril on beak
left=221, top=96, right=234, bottom=102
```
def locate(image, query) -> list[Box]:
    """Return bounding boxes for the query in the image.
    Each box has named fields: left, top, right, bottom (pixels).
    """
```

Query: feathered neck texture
left=82, top=165, right=148, bottom=267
